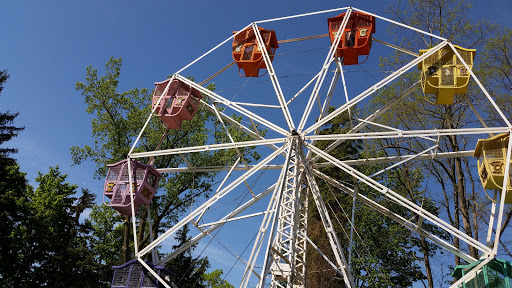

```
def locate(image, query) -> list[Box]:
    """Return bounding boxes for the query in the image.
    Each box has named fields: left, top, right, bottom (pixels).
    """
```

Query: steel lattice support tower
left=269, top=140, right=309, bottom=287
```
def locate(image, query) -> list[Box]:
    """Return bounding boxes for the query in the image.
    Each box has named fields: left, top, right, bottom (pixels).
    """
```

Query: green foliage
left=0, top=164, right=30, bottom=287
left=166, top=224, right=210, bottom=288
left=85, top=204, right=125, bottom=286
left=72, top=57, right=150, bottom=178
left=361, top=0, right=512, bottom=285
left=0, top=69, right=24, bottom=166
left=203, top=269, right=234, bottom=288
left=479, top=28, right=512, bottom=123
left=27, top=167, right=98, bottom=287
left=0, top=166, right=98, bottom=287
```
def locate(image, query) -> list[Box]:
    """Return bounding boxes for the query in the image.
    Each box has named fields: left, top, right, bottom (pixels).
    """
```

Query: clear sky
left=1, top=0, right=511, bottom=287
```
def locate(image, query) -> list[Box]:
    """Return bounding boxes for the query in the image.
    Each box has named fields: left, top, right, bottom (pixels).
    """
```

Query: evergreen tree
left=0, top=164, right=30, bottom=287
left=166, top=224, right=210, bottom=288
left=0, top=69, right=24, bottom=166
left=0, top=68, right=30, bottom=287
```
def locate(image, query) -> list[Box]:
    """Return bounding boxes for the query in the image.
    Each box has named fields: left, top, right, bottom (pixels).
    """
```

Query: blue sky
left=2, top=0, right=512, bottom=287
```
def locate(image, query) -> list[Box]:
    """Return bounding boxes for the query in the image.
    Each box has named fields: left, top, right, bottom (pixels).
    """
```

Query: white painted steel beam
left=303, top=40, right=448, bottom=135
left=305, top=127, right=510, bottom=141
left=310, top=81, right=420, bottom=163
left=131, top=138, right=286, bottom=159
left=300, top=145, right=355, bottom=287
left=156, top=150, right=475, bottom=173
left=353, top=7, right=447, bottom=41
left=492, top=132, right=512, bottom=254
left=306, top=142, right=493, bottom=255
left=139, top=144, right=288, bottom=257
left=298, top=9, right=352, bottom=132
left=175, top=74, right=289, bottom=136
left=158, top=183, right=277, bottom=266
left=447, top=42, right=512, bottom=127
left=242, top=139, right=295, bottom=288
left=448, top=257, right=494, bottom=288
left=255, top=7, right=350, bottom=24
left=313, top=169, right=476, bottom=263
left=252, top=23, right=295, bottom=131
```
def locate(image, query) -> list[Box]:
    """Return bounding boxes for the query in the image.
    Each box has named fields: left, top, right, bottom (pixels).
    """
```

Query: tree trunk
left=420, top=234, right=434, bottom=288
left=122, top=216, right=130, bottom=263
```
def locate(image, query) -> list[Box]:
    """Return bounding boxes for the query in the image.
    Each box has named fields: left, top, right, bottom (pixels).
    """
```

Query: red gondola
left=232, top=27, right=278, bottom=77
left=152, top=79, right=202, bottom=129
left=327, top=11, right=376, bottom=65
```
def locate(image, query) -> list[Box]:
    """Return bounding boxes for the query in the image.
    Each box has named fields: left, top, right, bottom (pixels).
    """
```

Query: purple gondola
left=104, top=159, right=162, bottom=216
left=152, top=79, right=202, bottom=129
left=111, top=259, right=175, bottom=288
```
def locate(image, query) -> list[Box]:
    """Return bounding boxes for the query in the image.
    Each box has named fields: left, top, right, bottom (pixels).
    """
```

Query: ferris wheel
left=104, top=7, right=512, bottom=288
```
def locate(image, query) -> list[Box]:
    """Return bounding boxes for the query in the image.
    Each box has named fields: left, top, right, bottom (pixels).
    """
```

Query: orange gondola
left=327, top=11, right=376, bottom=65
left=232, top=27, right=278, bottom=77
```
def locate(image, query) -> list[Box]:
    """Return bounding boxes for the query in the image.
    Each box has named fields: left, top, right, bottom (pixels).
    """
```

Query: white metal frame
left=118, top=6, right=512, bottom=288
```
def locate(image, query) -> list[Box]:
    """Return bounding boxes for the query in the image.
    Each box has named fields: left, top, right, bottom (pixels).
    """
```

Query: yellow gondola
left=418, top=45, right=476, bottom=105
left=473, top=133, right=512, bottom=204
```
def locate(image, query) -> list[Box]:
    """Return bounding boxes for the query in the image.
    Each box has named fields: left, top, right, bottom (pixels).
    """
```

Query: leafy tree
left=85, top=204, right=125, bottom=286
left=479, top=28, right=512, bottom=123
left=478, top=28, right=512, bottom=257
left=26, top=167, right=97, bottom=287
left=203, top=269, right=234, bottom=288
left=1, top=166, right=97, bottom=287
left=73, top=57, right=261, bottom=280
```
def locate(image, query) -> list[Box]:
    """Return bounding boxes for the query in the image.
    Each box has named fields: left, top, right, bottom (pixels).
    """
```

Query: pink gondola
left=152, top=79, right=202, bottom=129
left=103, top=159, right=162, bottom=216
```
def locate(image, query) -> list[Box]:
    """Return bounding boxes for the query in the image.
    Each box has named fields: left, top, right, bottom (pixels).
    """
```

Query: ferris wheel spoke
left=252, top=23, right=295, bottom=131
left=157, top=164, right=284, bottom=173
left=310, top=80, right=421, bottom=163
left=367, top=144, right=439, bottom=179
left=306, top=142, right=494, bottom=256
left=306, top=58, right=344, bottom=146
left=175, top=74, right=289, bottom=136
left=299, top=145, right=356, bottom=288
left=201, top=99, right=284, bottom=157
left=353, top=7, right=447, bottom=41
left=491, top=132, right=512, bottom=254
left=314, top=150, right=474, bottom=167
left=139, top=143, right=288, bottom=257
left=130, top=138, right=286, bottom=159
left=303, top=40, right=448, bottom=135
left=305, top=127, right=510, bottom=142
left=447, top=42, right=512, bottom=128
left=298, top=10, right=352, bottom=132
left=302, top=233, right=346, bottom=278
left=242, top=139, right=296, bottom=288
left=313, top=168, right=476, bottom=263
left=157, top=182, right=278, bottom=266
